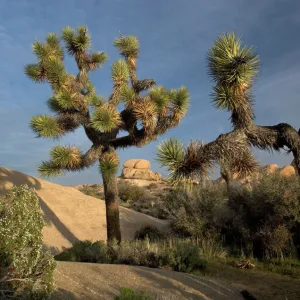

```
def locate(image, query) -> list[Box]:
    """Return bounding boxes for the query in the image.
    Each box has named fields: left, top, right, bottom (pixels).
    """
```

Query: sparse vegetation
left=55, top=237, right=208, bottom=273
left=163, top=172, right=300, bottom=271
left=118, top=180, right=146, bottom=203
left=134, top=225, right=166, bottom=242
left=0, top=185, right=56, bottom=299
left=115, top=288, right=152, bottom=300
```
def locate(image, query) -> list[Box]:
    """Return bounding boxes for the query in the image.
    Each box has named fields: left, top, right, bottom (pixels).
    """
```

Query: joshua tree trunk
left=100, top=147, right=122, bottom=245
left=102, top=172, right=121, bottom=244
left=220, top=164, right=234, bottom=195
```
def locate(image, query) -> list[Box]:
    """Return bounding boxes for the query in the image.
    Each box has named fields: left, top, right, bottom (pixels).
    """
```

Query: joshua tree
left=25, top=26, right=189, bottom=243
left=157, top=33, right=300, bottom=186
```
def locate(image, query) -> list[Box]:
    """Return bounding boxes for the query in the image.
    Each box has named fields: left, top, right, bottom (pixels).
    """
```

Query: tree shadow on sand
left=0, top=167, right=42, bottom=196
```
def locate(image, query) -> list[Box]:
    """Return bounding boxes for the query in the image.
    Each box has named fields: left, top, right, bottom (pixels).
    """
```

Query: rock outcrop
left=215, top=163, right=296, bottom=184
left=279, top=165, right=296, bottom=177
left=121, top=159, right=163, bottom=181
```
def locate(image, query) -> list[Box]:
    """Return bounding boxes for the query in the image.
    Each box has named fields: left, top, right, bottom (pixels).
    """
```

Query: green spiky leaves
left=50, top=146, right=83, bottom=169
left=157, top=138, right=215, bottom=187
left=30, top=115, right=63, bottom=138
left=170, top=86, right=190, bottom=118
left=156, top=138, right=185, bottom=184
left=99, top=151, right=120, bottom=179
left=62, top=26, right=91, bottom=55
left=211, top=85, right=236, bottom=111
left=111, top=60, right=129, bottom=84
left=24, top=64, right=46, bottom=83
left=149, top=86, right=170, bottom=113
left=208, top=32, right=259, bottom=86
left=91, top=105, right=121, bottom=133
left=114, top=35, right=139, bottom=58
left=38, top=161, right=64, bottom=178
left=88, top=95, right=105, bottom=108
left=133, top=98, right=157, bottom=132
left=44, top=58, right=67, bottom=90
left=38, top=145, right=84, bottom=178
left=157, top=138, right=185, bottom=169
left=89, top=51, right=108, bottom=70
left=120, top=85, right=137, bottom=106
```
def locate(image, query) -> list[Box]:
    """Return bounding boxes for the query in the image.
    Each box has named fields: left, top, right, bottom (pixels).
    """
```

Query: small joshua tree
left=157, top=33, right=300, bottom=186
left=25, top=26, right=189, bottom=243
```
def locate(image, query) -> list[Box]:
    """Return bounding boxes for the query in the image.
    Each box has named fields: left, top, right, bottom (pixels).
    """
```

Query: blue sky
left=0, top=0, right=299, bottom=185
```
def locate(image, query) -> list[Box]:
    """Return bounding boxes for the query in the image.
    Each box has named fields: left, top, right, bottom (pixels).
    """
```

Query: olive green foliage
left=55, top=237, right=207, bottom=273
left=115, top=288, right=152, bottom=300
left=166, top=173, right=300, bottom=260
left=118, top=180, right=146, bottom=202
left=54, top=240, right=109, bottom=263
left=163, top=183, right=228, bottom=238
left=0, top=185, right=56, bottom=299
left=134, top=225, right=166, bottom=242
left=227, top=172, right=300, bottom=259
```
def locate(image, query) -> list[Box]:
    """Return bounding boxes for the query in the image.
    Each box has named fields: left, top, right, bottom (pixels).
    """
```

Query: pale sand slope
left=0, top=166, right=170, bottom=255
left=52, top=262, right=243, bottom=300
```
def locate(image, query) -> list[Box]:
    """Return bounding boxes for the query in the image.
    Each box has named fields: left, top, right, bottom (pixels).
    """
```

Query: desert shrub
left=163, top=183, right=228, bottom=238
left=135, top=225, right=166, bottom=242
left=0, top=185, right=56, bottom=299
left=115, top=288, right=152, bottom=300
left=118, top=180, right=146, bottom=203
left=79, top=185, right=104, bottom=199
left=55, top=238, right=207, bottom=273
left=227, top=172, right=300, bottom=259
left=163, top=239, right=207, bottom=273
left=147, top=183, right=159, bottom=190
left=55, top=240, right=109, bottom=263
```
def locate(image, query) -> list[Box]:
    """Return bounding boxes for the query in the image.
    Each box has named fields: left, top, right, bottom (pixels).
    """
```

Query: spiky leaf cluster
left=30, top=115, right=62, bottom=138
left=207, top=33, right=259, bottom=128
left=99, top=151, right=120, bottom=179
left=157, top=33, right=300, bottom=187
left=91, top=105, right=121, bottom=133
left=114, top=35, right=139, bottom=58
left=26, top=26, right=190, bottom=181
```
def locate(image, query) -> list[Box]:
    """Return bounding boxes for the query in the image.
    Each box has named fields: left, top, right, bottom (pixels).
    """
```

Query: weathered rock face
left=121, top=159, right=163, bottom=181
left=279, top=165, right=296, bottom=177
left=263, top=164, right=278, bottom=174
left=215, top=163, right=296, bottom=184
left=123, top=159, right=151, bottom=169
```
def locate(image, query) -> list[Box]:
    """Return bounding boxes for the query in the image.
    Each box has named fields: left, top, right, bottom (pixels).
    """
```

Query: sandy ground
left=0, top=166, right=170, bottom=255
left=52, top=262, right=244, bottom=300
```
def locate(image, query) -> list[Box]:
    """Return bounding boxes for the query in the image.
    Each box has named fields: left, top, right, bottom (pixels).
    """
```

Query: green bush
left=227, top=172, right=300, bottom=259
left=78, top=185, right=104, bottom=199
left=55, top=240, right=109, bottom=263
left=163, top=240, right=207, bottom=273
left=118, top=180, right=146, bottom=203
left=0, top=185, right=56, bottom=299
left=163, top=182, right=228, bottom=239
left=55, top=238, right=207, bottom=273
left=135, top=225, right=166, bottom=242
left=115, top=288, right=152, bottom=300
